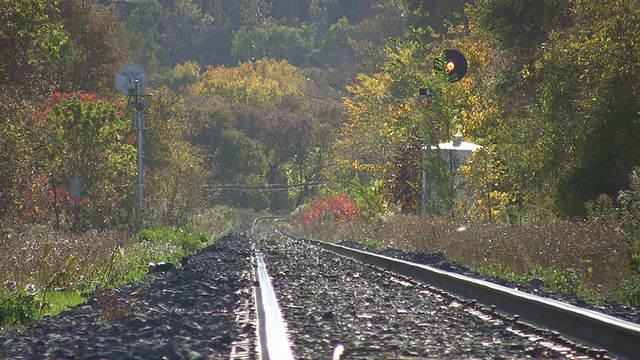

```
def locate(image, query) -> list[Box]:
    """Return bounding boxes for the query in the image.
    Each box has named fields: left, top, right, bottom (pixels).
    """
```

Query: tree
left=0, top=0, right=66, bottom=224
left=57, top=0, right=130, bottom=94
left=405, top=0, right=471, bottom=34
left=466, top=0, right=640, bottom=218
left=143, top=88, right=213, bottom=224
left=123, top=0, right=164, bottom=69
left=460, top=1, right=564, bottom=219
left=168, top=61, right=202, bottom=91
left=187, top=58, right=341, bottom=210
left=540, top=0, right=640, bottom=215
left=0, top=0, right=67, bottom=106
left=0, top=108, right=48, bottom=223
left=31, top=92, right=136, bottom=228
left=156, top=0, right=233, bottom=68
left=346, top=0, right=408, bottom=76
left=231, top=20, right=316, bottom=66
left=472, top=0, right=571, bottom=53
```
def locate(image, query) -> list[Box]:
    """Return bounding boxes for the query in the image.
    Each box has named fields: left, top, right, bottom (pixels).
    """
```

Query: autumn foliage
left=2, top=91, right=135, bottom=228
left=299, top=193, right=359, bottom=228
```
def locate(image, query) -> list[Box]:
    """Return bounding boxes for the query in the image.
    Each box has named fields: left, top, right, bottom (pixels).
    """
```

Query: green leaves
left=29, top=92, right=136, bottom=227
left=231, top=22, right=316, bottom=66
left=0, top=0, right=67, bottom=104
left=458, top=0, right=640, bottom=217
left=532, top=0, right=640, bottom=215
left=472, top=0, right=571, bottom=52
left=1, top=0, right=67, bottom=62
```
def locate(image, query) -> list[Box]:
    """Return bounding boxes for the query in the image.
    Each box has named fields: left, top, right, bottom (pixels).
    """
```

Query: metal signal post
left=133, top=79, right=147, bottom=213
left=115, top=64, right=151, bottom=216
left=418, top=50, right=468, bottom=216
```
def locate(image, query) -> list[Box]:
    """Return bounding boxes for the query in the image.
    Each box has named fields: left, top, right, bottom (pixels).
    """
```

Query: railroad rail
left=250, top=217, right=640, bottom=358
left=251, top=217, right=297, bottom=359
left=254, top=251, right=296, bottom=360
left=302, top=237, right=640, bottom=359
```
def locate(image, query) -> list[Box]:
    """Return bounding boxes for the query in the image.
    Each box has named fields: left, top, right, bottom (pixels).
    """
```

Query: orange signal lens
left=446, top=61, right=456, bottom=71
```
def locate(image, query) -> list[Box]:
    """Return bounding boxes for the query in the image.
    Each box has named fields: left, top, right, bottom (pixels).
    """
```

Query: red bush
left=299, top=193, right=358, bottom=228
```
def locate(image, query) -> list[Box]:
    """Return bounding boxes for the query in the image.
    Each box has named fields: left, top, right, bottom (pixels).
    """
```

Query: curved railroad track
left=305, top=239, right=640, bottom=359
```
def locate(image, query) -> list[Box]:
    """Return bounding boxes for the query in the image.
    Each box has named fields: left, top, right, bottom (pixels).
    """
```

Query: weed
left=0, top=206, right=240, bottom=327
left=0, top=290, right=39, bottom=326
left=351, top=234, right=380, bottom=250
left=96, top=288, right=130, bottom=321
left=42, top=290, right=86, bottom=315
left=136, top=226, right=210, bottom=262
left=189, top=205, right=240, bottom=239
left=475, top=264, right=520, bottom=281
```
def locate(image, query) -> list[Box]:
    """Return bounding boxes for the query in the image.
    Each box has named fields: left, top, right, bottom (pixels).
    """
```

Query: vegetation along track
left=2, top=219, right=640, bottom=359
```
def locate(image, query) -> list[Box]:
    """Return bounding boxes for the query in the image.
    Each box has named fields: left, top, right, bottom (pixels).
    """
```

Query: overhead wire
left=205, top=181, right=326, bottom=192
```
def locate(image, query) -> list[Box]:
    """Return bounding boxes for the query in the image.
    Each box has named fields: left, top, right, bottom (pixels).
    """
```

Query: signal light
left=435, top=49, right=467, bottom=83
left=446, top=61, right=456, bottom=72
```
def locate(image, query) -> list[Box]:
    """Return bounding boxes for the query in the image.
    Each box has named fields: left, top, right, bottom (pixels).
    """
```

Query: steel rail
left=254, top=251, right=296, bottom=360
left=301, top=238, right=640, bottom=359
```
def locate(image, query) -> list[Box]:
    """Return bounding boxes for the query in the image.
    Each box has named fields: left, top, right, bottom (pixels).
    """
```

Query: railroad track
left=250, top=217, right=640, bottom=359
left=254, top=251, right=295, bottom=360
left=2, top=220, right=639, bottom=359
left=302, top=239, right=640, bottom=359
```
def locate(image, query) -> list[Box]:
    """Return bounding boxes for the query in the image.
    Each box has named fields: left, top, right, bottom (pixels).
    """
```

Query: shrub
left=298, top=193, right=359, bottom=229
left=0, top=290, right=39, bottom=326
left=137, top=227, right=210, bottom=257
left=348, top=173, right=388, bottom=220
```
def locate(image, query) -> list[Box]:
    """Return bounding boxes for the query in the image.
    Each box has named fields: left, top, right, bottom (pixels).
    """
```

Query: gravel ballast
left=0, top=232, right=256, bottom=359
left=260, top=233, right=606, bottom=359
left=338, top=239, right=640, bottom=325
left=0, top=225, right=628, bottom=359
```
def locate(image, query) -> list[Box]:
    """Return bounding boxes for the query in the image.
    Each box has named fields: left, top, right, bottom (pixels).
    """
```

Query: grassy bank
left=0, top=206, right=241, bottom=330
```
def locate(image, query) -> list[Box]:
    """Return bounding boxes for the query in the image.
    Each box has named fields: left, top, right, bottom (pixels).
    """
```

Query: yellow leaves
left=357, top=162, right=391, bottom=174
left=521, top=64, right=531, bottom=80
left=190, top=59, right=305, bottom=110
left=460, top=94, right=500, bottom=136
left=346, top=72, right=393, bottom=105
left=388, top=103, right=411, bottom=120
left=342, top=97, right=364, bottom=119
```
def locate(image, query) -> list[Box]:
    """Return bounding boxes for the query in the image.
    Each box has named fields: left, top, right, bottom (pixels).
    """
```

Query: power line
left=205, top=181, right=326, bottom=192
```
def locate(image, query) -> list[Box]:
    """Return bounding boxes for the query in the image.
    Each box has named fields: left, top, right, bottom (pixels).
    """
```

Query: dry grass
left=0, top=225, right=129, bottom=293
left=314, top=215, right=633, bottom=300
left=0, top=206, right=242, bottom=297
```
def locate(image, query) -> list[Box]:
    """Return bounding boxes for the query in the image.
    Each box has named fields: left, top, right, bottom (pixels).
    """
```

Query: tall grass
left=299, top=214, right=637, bottom=305
left=0, top=205, right=241, bottom=329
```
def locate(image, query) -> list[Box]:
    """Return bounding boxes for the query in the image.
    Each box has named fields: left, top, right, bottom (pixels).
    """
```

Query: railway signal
left=114, top=63, right=151, bottom=214
left=435, top=49, right=467, bottom=83
left=419, top=50, right=469, bottom=215
left=420, top=49, right=468, bottom=98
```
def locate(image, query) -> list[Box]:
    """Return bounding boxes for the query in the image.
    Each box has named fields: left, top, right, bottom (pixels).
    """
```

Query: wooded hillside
left=2, top=0, right=639, bottom=228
